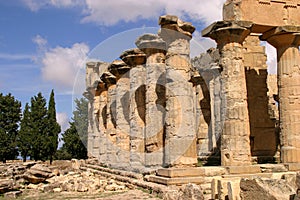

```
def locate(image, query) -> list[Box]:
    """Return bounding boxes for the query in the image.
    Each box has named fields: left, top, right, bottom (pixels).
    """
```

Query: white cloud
left=22, top=0, right=84, bottom=11
left=32, top=35, right=47, bottom=48
left=56, top=112, right=70, bottom=131
left=0, top=53, right=33, bottom=60
left=23, top=0, right=225, bottom=26
left=82, top=0, right=225, bottom=26
left=40, top=42, right=89, bottom=89
left=264, top=42, right=277, bottom=74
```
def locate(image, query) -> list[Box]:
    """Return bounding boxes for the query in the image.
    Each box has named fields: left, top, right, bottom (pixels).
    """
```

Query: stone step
left=147, top=175, right=206, bottom=186
left=157, top=166, right=226, bottom=178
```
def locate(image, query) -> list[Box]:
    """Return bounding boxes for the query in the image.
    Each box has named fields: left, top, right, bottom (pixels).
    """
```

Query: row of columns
left=203, top=21, right=300, bottom=165
left=87, top=15, right=198, bottom=170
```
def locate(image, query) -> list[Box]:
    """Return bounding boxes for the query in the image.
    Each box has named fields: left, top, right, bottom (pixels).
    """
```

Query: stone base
left=147, top=175, right=205, bottom=186
left=284, top=163, right=300, bottom=171
left=225, top=165, right=261, bottom=174
left=157, top=167, right=226, bottom=178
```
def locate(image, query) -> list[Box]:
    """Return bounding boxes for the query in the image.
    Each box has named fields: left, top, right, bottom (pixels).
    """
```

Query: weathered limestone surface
left=120, top=48, right=147, bottom=170
left=203, top=21, right=252, bottom=166
left=136, top=34, right=167, bottom=168
left=159, top=15, right=197, bottom=167
left=100, top=70, right=118, bottom=166
left=108, top=60, right=131, bottom=169
left=261, top=26, right=300, bottom=163
left=240, top=178, right=296, bottom=199
left=223, top=0, right=300, bottom=32
left=243, top=34, right=278, bottom=159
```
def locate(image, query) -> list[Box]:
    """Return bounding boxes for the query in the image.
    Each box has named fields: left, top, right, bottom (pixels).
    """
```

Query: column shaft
left=202, top=21, right=253, bottom=166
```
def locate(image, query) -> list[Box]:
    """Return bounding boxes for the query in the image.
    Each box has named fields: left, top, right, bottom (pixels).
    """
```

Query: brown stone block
left=148, top=175, right=205, bottom=186
left=285, top=163, right=300, bottom=171
left=226, top=165, right=261, bottom=174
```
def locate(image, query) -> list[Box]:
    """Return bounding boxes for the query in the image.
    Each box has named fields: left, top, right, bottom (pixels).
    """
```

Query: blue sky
left=0, top=0, right=276, bottom=132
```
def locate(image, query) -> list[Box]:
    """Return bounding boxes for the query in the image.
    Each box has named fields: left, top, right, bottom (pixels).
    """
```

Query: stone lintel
left=135, top=34, right=167, bottom=52
left=260, top=25, right=300, bottom=47
left=100, top=71, right=116, bottom=85
left=202, top=21, right=253, bottom=44
left=223, top=0, right=300, bottom=32
left=225, top=165, right=261, bottom=175
left=158, top=15, right=195, bottom=38
left=120, top=48, right=146, bottom=66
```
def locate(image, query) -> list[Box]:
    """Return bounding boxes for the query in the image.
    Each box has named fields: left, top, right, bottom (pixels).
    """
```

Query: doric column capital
left=107, top=60, right=130, bottom=79
left=202, top=21, right=253, bottom=45
left=135, top=34, right=166, bottom=64
left=120, top=48, right=146, bottom=66
left=158, top=15, right=195, bottom=39
left=136, top=34, right=166, bottom=54
left=100, top=71, right=116, bottom=85
left=260, top=25, right=300, bottom=48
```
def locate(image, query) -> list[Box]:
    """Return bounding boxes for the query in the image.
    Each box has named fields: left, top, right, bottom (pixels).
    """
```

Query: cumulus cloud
left=33, top=35, right=89, bottom=89
left=41, top=43, right=89, bottom=89
left=23, top=0, right=225, bottom=26
left=56, top=112, right=70, bottom=132
left=22, top=0, right=84, bottom=11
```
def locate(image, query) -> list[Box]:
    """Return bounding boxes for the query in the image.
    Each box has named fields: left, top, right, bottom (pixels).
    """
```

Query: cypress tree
left=18, top=103, right=32, bottom=162
left=29, top=92, right=48, bottom=161
left=46, top=89, right=61, bottom=164
left=57, top=97, right=88, bottom=160
left=73, top=98, right=88, bottom=147
left=0, top=93, right=21, bottom=162
left=60, top=122, right=87, bottom=159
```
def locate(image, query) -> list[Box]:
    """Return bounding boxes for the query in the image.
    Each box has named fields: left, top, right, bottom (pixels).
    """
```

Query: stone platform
left=147, top=164, right=300, bottom=186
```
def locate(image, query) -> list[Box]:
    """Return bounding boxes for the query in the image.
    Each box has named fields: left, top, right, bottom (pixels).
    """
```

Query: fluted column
left=261, top=26, right=300, bottom=163
left=136, top=34, right=167, bottom=168
left=159, top=15, right=197, bottom=166
left=202, top=21, right=252, bottom=166
left=120, top=48, right=147, bottom=171
left=97, top=80, right=108, bottom=164
left=100, top=71, right=117, bottom=166
left=107, top=60, right=131, bottom=169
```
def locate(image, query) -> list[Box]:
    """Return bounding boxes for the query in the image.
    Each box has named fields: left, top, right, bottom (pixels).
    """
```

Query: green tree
left=59, top=122, right=87, bottom=159
left=17, top=103, right=32, bottom=162
left=29, top=92, right=48, bottom=161
left=46, top=90, right=61, bottom=164
left=72, top=98, right=88, bottom=147
left=57, top=98, right=88, bottom=159
left=0, top=93, right=21, bottom=162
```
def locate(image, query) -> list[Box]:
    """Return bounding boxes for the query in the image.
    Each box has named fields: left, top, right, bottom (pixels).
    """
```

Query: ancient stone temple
left=85, top=0, right=300, bottom=174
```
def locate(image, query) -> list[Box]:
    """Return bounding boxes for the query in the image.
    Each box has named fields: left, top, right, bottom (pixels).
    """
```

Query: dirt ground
left=1, top=189, right=161, bottom=200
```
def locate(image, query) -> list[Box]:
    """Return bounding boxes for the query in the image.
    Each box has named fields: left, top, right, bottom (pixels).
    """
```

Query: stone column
left=120, top=48, right=147, bottom=171
left=97, top=80, right=108, bottom=164
left=136, top=34, right=167, bottom=168
left=159, top=15, right=197, bottom=166
left=261, top=26, right=300, bottom=163
left=107, top=60, right=131, bottom=169
left=83, top=90, right=95, bottom=158
left=85, top=61, right=101, bottom=159
left=100, top=71, right=117, bottom=167
left=202, top=21, right=252, bottom=166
